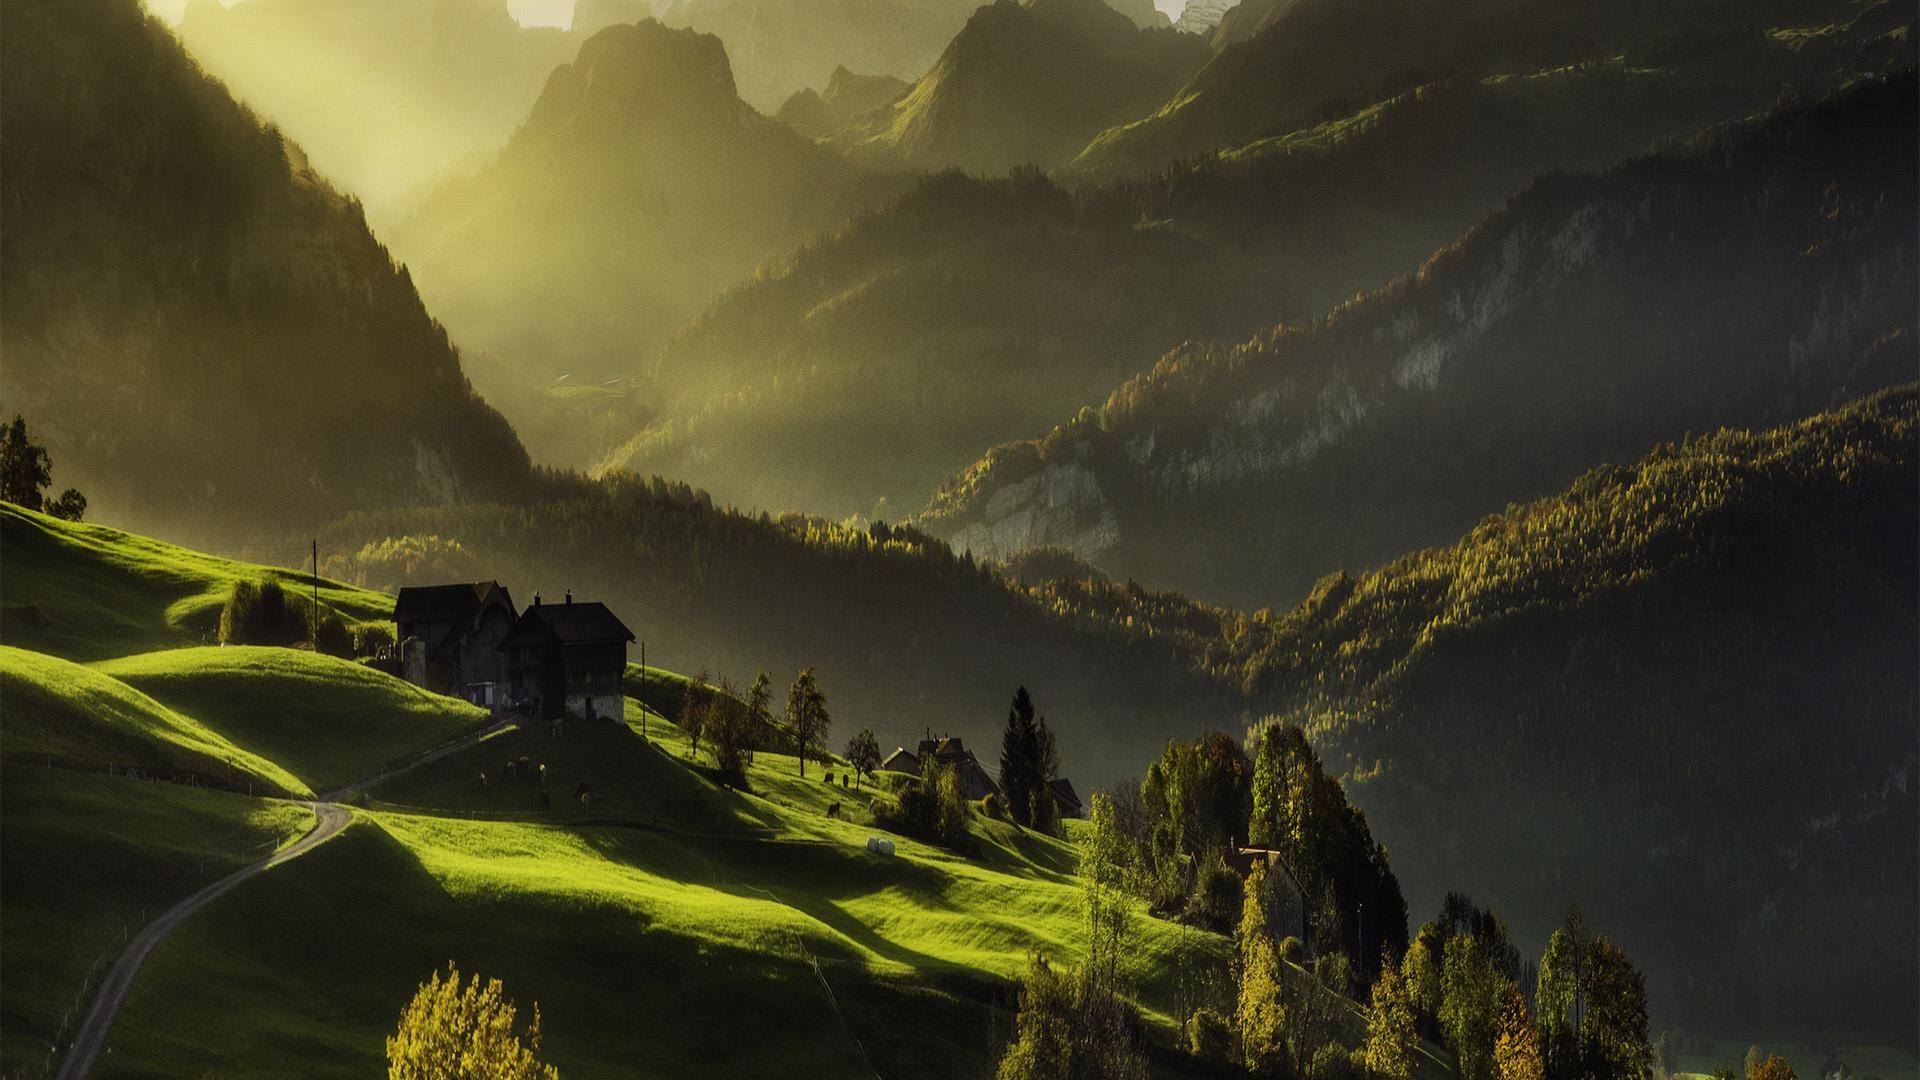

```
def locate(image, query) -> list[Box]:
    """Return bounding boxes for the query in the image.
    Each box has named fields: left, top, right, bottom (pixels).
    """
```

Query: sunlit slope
left=0, top=504, right=391, bottom=662
left=0, top=767, right=309, bottom=1071
left=96, top=647, right=490, bottom=795
left=0, top=646, right=308, bottom=797
left=102, top=708, right=1227, bottom=1079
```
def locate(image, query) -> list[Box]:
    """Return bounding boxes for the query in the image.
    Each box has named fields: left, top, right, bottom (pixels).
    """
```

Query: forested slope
left=0, top=0, right=535, bottom=548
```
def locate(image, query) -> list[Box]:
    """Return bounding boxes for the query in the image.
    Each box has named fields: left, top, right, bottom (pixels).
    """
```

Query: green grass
left=95, top=646, right=492, bottom=794
left=0, top=503, right=393, bottom=662
left=0, top=766, right=309, bottom=1072
left=1676, top=1043, right=1919, bottom=1080
left=0, top=645, right=308, bottom=796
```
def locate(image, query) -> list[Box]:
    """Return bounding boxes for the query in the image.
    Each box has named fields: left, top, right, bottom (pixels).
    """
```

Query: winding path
left=54, top=718, right=514, bottom=1079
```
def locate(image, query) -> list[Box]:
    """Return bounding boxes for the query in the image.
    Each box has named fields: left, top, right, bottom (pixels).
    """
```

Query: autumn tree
left=1493, top=982, right=1545, bottom=1080
left=1237, top=862, right=1288, bottom=1076
left=1366, top=955, right=1418, bottom=1080
left=1581, top=936, right=1652, bottom=1080
left=845, top=727, right=881, bottom=787
left=1441, top=934, right=1502, bottom=1080
left=387, top=963, right=559, bottom=1080
left=1747, top=1055, right=1797, bottom=1080
left=784, top=667, right=828, bottom=776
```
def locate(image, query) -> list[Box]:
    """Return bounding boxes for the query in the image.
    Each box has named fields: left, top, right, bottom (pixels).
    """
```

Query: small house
left=1047, top=777, right=1084, bottom=819
left=393, top=581, right=517, bottom=712
left=498, top=591, right=634, bottom=722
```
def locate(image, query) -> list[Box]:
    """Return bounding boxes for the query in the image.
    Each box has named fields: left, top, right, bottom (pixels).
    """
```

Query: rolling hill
left=0, top=0, right=536, bottom=549
left=922, top=73, right=1918, bottom=608
left=827, top=0, right=1209, bottom=174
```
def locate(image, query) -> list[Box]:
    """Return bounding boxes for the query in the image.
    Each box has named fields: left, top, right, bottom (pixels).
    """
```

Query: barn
left=498, top=591, right=635, bottom=722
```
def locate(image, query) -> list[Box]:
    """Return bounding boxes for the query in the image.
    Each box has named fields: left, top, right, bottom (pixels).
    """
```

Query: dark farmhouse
left=393, top=582, right=517, bottom=713
left=499, top=591, right=635, bottom=722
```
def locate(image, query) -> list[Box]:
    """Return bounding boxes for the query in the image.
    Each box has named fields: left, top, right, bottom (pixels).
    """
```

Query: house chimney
left=565, top=589, right=573, bottom=605
left=534, top=592, right=541, bottom=607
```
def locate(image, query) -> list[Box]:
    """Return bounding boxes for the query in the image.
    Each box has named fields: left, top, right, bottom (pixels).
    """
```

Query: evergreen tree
left=999, top=685, right=1040, bottom=827
left=0, top=415, right=51, bottom=511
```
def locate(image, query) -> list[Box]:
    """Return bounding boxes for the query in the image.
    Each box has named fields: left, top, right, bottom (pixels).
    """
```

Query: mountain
left=1173, top=0, right=1238, bottom=36
left=921, top=73, right=1918, bottom=608
left=602, top=26, right=1898, bottom=520
left=0, top=0, right=534, bottom=548
left=657, top=0, right=985, bottom=111
left=386, top=20, right=906, bottom=438
left=1061, top=0, right=1892, bottom=183
left=827, top=0, right=1209, bottom=174
left=175, top=0, right=576, bottom=215
left=775, top=66, right=911, bottom=137
left=1252, top=386, right=1919, bottom=1037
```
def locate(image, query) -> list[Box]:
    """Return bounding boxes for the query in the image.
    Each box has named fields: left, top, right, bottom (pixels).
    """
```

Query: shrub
left=1279, top=936, right=1305, bottom=964
left=355, top=623, right=395, bottom=657
left=313, top=611, right=354, bottom=658
left=1315, top=953, right=1355, bottom=998
left=387, top=962, right=558, bottom=1080
left=219, top=579, right=304, bottom=646
left=872, top=758, right=973, bottom=850
left=1183, top=858, right=1242, bottom=933
left=1183, top=1007, right=1236, bottom=1066
left=1307, top=1042, right=1364, bottom=1080
left=982, top=791, right=1006, bottom=820
left=995, top=951, right=1149, bottom=1080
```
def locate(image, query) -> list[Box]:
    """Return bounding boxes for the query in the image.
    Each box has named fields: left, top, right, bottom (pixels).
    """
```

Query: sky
left=149, top=0, right=1193, bottom=28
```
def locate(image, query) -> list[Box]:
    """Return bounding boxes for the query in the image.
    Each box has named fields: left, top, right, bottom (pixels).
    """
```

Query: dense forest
left=613, top=12, right=1899, bottom=516
left=0, top=0, right=537, bottom=548
left=925, top=72, right=1918, bottom=608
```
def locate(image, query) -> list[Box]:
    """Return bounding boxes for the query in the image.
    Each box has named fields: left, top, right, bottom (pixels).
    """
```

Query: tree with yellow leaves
left=387, top=962, right=560, bottom=1080
left=1492, top=981, right=1545, bottom=1080
left=1236, top=862, right=1289, bottom=1077
left=1365, top=956, right=1418, bottom=1080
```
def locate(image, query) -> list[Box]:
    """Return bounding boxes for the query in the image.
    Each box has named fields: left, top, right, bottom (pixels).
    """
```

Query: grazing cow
left=575, top=780, right=591, bottom=804
left=826, top=802, right=841, bottom=819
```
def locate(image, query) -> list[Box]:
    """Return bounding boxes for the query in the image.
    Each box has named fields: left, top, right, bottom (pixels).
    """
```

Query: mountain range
left=922, top=72, right=1919, bottom=608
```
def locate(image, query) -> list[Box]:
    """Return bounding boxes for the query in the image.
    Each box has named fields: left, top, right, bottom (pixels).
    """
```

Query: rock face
left=1172, top=0, right=1236, bottom=35
left=946, top=460, right=1121, bottom=563
left=922, top=75, right=1919, bottom=606
left=830, top=0, right=1208, bottom=173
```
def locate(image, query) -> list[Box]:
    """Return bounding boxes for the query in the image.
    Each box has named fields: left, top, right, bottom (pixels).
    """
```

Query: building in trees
left=394, top=581, right=518, bottom=711
left=882, top=735, right=1002, bottom=799
left=499, top=591, right=634, bottom=722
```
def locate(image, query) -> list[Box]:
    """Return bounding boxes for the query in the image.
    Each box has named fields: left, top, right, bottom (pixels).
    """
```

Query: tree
left=743, top=671, right=771, bottom=765
left=845, top=728, right=881, bottom=787
left=994, top=951, right=1149, bottom=1080
left=1366, top=957, right=1418, bottom=1080
left=387, top=962, right=559, bottom=1080
left=679, top=670, right=711, bottom=760
left=1441, top=934, right=1501, bottom=1080
left=784, top=667, right=828, bottom=776
left=1536, top=926, right=1580, bottom=1078
left=1581, top=936, right=1651, bottom=1080
left=703, top=677, right=754, bottom=785
left=1237, top=862, right=1288, bottom=1077
left=1403, top=922, right=1444, bottom=1031
left=1031, top=713, right=1061, bottom=834
left=1493, top=982, right=1545, bottom=1080
left=999, top=686, right=1041, bottom=827
left=0, top=415, right=85, bottom=520
left=1747, top=1055, right=1797, bottom=1080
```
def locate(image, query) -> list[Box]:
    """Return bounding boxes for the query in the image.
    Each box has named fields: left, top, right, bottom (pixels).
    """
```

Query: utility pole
left=311, top=539, right=319, bottom=643
left=639, top=640, right=646, bottom=738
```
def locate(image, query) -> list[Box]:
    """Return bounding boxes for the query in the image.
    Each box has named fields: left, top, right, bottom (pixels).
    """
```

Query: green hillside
left=0, top=503, right=391, bottom=661
left=0, top=646, right=308, bottom=797
left=96, top=647, right=491, bottom=795
left=0, top=0, right=536, bottom=548
left=0, top=767, right=310, bottom=1072
left=925, top=72, right=1918, bottom=609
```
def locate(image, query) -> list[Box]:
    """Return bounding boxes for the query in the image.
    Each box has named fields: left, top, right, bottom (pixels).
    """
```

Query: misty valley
left=0, top=0, right=1914, bottom=1077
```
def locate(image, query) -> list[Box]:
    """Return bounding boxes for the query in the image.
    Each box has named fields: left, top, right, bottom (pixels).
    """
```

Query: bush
left=1184, top=1007, right=1236, bottom=1066
left=313, top=611, right=354, bottom=659
left=995, top=952, right=1149, bottom=1080
left=1315, top=953, right=1354, bottom=998
left=1279, top=936, right=1305, bottom=964
left=355, top=623, right=395, bottom=657
left=872, top=757, right=973, bottom=851
left=1184, top=858, right=1242, bottom=933
left=1307, top=1043, right=1365, bottom=1080
left=219, top=579, right=304, bottom=646
left=982, top=791, right=1007, bottom=820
